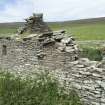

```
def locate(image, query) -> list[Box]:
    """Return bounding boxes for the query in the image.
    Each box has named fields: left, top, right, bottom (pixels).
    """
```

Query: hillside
left=49, top=17, right=105, bottom=40
left=0, top=17, right=105, bottom=40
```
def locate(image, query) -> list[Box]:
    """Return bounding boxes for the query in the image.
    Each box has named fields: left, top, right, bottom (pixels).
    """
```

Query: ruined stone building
left=0, top=13, right=105, bottom=105
left=0, top=13, right=79, bottom=71
left=18, top=13, right=51, bottom=34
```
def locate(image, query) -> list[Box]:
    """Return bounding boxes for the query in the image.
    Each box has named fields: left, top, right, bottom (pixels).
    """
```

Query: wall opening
left=2, top=45, right=7, bottom=55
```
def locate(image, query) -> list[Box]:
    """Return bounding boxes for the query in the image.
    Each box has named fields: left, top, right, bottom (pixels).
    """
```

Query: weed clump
left=81, top=47, right=103, bottom=61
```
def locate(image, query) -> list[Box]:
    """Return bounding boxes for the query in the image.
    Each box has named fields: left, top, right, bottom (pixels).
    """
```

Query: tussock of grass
left=80, top=47, right=103, bottom=61
left=0, top=72, right=82, bottom=105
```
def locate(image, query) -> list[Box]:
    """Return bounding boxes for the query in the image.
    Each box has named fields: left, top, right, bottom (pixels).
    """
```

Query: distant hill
left=0, top=17, right=105, bottom=28
left=61, top=17, right=105, bottom=24
left=0, top=22, right=24, bottom=28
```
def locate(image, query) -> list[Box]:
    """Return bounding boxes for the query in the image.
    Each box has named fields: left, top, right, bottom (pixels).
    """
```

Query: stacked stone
left=53, top=30, right=78, bottom=53
left=51, top=58, right=105, bottom=105
left=17, top=13, right=51, bottom=34
left=36, top=30, right=79, bottom=64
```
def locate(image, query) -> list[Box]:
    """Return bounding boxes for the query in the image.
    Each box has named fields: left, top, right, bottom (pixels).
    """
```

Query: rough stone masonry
left=0, top=13, right=105, bottom=105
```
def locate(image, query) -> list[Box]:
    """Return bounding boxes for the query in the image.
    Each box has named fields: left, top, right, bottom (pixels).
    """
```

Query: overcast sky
left=0, top=0, right=105, bottom=22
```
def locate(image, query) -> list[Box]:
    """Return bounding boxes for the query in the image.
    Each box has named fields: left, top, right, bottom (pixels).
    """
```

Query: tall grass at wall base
left=0, top=71, right=82, bottom=105
left=80, top=47, right=103, bottom=61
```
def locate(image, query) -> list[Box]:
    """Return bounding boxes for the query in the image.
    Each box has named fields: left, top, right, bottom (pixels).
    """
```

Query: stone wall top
left=17, top=13, right=52, bottom=35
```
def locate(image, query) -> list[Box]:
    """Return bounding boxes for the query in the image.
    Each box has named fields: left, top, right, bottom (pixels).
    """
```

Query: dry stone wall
left=51, top=58, right=105, bottom=105
left=0, top=30, right=78, bottom=71
left=18, top=13, right=51, bottom=34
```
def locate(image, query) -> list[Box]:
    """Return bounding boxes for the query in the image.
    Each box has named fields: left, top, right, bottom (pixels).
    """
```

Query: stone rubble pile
left=38, top=30, right=79, bottom=54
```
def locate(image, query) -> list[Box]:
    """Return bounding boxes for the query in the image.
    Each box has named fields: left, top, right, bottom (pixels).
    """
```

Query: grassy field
left=49, top=20, right=105, bottom=40
left=0, top=17, right=105, bottom=40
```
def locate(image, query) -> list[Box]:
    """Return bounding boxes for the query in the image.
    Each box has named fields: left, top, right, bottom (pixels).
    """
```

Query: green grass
left=49, top=23, right=105, bottom=40
left=0, top=71, right=82, bottom=105
left=0, top=27, right=16, bottom=34
left=0, top=27, right=17, bottom=37
left=80, top=47, right=103, bottom=61
left=68, top=24, right=105, bottom=40
left=0, top=18, right=105, bottom=40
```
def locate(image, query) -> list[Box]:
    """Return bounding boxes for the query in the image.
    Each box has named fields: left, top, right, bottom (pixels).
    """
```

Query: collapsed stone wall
left=0, top=32, right=105, bottom=105
left=0, top=37, right=38, bottom=70
left=0, top=30, right=78, bottom=71
left=0, top=13, right=105, bottom=105
left=51, top=58, right=105, bottom=105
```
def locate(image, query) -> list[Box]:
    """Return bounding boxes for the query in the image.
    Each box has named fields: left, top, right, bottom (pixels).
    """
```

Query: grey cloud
left=0, top=0, right=105, bottom=22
